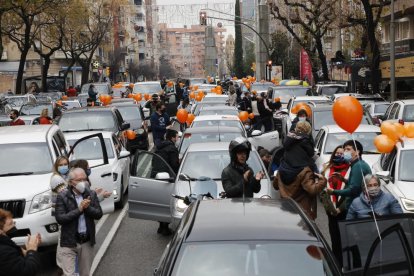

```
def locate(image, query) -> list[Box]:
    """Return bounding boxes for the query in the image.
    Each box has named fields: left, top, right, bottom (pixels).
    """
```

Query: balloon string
left=351, top=134, right=382, bottom=241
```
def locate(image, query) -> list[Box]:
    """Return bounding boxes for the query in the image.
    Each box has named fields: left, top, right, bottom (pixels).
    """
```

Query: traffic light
left=200, top=11, right=207, bottom=26
left=106, top=67, right=110, bottom=77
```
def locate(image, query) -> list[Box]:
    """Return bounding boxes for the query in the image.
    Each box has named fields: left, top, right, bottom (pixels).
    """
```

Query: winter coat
left=274, top=166, right=326, bottom=219
left=154, top=140, right=180, bottom=174
left=150, top=111, right=170, bottom=142
left=222, top=163, right=261, bottom=198
left=55, top=187, right=102, bottom=247
left=290, top=117, right=311, bottom=132
left=88, top=87, right=97, bottom=101
left=283, top=132, right=315, bottom=169
left=346, top=191, right=403, bottom=220
left=257, top=99, right=273, bottom=118
left=241, top=97, right=252, bottom=112
left=228, top=92, right=237, bottom=106
left=0, top=235, right=41, bottom=276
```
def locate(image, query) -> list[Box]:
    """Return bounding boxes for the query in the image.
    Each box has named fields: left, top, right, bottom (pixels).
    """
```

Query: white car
left=381, top=99, right=414, bottom=124
left=61, top=100, right=81, bottom=110
left=64, top=131, right=131, bottom=209
left=132, top=81, right=163, bottom=95
left=200, top=94, right=228, bottom=103
left=190, top=114, right=280, bottom=151
left=314, top=124, right=381, bottom=172
left=4, top=94, right=37, bottom=112
left=0, top=125, right=113, bottom=246
left=372, top=137, right=414, bottom=213
left=364, top=102, right=391, bottom=118
left=315, top=82, right=347, bottom=96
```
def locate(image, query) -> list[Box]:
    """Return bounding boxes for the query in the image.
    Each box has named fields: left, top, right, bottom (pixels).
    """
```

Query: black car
left=154, top=198, right=342, bottom=275
left=111, top=102, right=149, bottom=151
left=58, top=106, right=130, bottom=149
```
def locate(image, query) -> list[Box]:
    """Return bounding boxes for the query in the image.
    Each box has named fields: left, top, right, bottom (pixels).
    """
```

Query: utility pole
left=255, top=0, right=270, bottom=81
left=390, top=0, right=396, bottom=101
left=205, top=25, right=218, bottom=78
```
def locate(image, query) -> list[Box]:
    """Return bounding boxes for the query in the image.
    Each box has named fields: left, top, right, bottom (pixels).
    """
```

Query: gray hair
left=363, top=174, right=380, bottom=187
left=67, top=167, right=86, bottom=182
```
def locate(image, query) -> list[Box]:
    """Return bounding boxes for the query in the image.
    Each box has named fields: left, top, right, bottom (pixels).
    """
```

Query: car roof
left=185, top=199, right=317, bottom=242
left=184, top=126, right=243, bottom=134
left=133, top=81, right=160, bottom=85
left=0, top=125, right=55, bottom=144
left=310, top=104, right=334, bottom=111
left=62, top=106, right=117, bottom=113
left=203, top=94, right=227, bottom=98
left=292, top=96, right=331, bottom=101
left=193, top=115, right=240, bottom=121
left=63, top=131, right=113, bottom=140
left=323, top=124, right=380, bottom=133
left=186, top=141, right=233, bottom=152
left=397, top=99, right=414, bottom=104
left=200, top=105, right=237, bottom=110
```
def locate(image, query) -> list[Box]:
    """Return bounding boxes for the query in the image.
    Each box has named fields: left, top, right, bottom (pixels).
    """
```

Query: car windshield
left=194, top=102, right=227, bottom=115
left=273, top=88, right=310, bottom=103
left=199, top=109, right=239, bottom=116
left=115, top=106, right=143, bottom=122
left=313, top=110, right=371, bottom=131
left=5, top=97, right=30, bottom=107
left=319, top=86, right=346, bottom=96
left=133, top=83, right=162, bottom=94
left=202, top=97, right=228, bottom=103
left=399, top=150, right=414, bottom=181
left=59, top=111, right=116, bottom=132
left=324, top=132, right=380, bottom=154
left=243, top=83, right=272, bottom=92
left=179, top=132, right=244, bottom=156
left=402, top=105, right=414, bottom=122
left=20, top=104, right=53, bottom=115
left=190, top=78, right=207, bottom=85
left=67, top=138, right=114, bottom=160
left=61, top=101, right=81, bottom=110
left=180, top=150, right=262, bottom=179
left=82, top=84, right=109, bottom=94
left=374, top=103, right=390, bottom=114
left=172, top=241, right=334, bottom=276
left=191, top=120, right=243, bottom=130
left=0, top=143, right=52, bottom=175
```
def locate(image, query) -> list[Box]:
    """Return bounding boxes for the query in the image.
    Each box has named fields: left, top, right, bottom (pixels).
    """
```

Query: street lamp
left=267, top=60, right=272, bottom=81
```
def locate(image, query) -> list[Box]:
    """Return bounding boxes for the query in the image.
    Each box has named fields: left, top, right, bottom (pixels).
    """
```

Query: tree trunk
left=234, top=0, right=244, bottom=78
left=81, top=62, right=90, bottom=85
left=63, top=58, right=76, bottom=86
left=314, top=37, right=329, bottom=81
left=41, top=56, right=52, bottom=92
left=15, top=48, right=30, bottom=94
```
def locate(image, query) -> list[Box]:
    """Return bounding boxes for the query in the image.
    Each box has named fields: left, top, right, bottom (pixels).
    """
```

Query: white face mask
left=298, top=117, right=306, bottom=122
left=244, top=125, right=251, bottom=130
left=367, top=186, right=381, bottom=197
left=75, top=181, right=86, bottom=194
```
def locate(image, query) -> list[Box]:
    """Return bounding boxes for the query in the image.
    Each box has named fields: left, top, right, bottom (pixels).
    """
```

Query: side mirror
left=250, top=130, right=262, bottom=137
left=121, top=122, right=131, bottom=130
left=155, top=172, right=171, bottom=181
left=119, top=150, right=130, bottom=159
left=376, top=171, right=391, bottom=183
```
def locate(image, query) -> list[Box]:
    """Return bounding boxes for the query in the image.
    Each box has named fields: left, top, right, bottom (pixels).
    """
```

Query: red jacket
left=66, top=88, right=77, bottom=97
left=10, top=119, right=25, bottom=126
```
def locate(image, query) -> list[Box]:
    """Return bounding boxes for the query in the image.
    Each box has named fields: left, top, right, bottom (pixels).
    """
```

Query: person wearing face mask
left=50, top=157, right=70, bottom=216
left=55, top=168, right=103, bottom=276
left=327, top=140, right=371, bottom=214
left=257, top=92, right=274, bottom=132
left=346, top=174, right=402, bottom=220
left=0, top=208, right=42, bottom=276
left=151, top=102, right=171, bottom=149
left=320, top=145, right=350, bottom=266
left=290, top=109, right=310, bottom=132
left=8, top=109, right=25, bottom=126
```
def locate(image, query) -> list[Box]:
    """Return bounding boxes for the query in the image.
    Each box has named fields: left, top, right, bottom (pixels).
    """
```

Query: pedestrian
left=240, top=91, right=252, bottom=112
left=39, top=108, right=52, bottom=124
left=150, top=102, right=170, bottom=149
left=290, top=109, right=311, bottom=132
left=28, top=82, right=40, bottom=94
left=55, top=168, right=103, bottom=276
left=227, top=82, right=237, bottom=106
left=0, top=209, right=42, bottom=276
left=50, top=156, right=70, bottom=216
left=53, top=106, right=62, bottom=122
left=175, top=79, right=184, bottom=102
left=346, top=174, right=402, bottom=220
left=66, top=86, right=77, bottom=97
left=221, top=138, right=263, bottom=198
left=177, top=98, right=191, bottom=112
left=259, top=148, right=272, bottom=169
left=88, top=84, right=97, bottom=103
left=327, top=140, right=372, bottom=213
left=320, top=145, right=350, bottom=266
left=257, top=92, right=273, bottom=132
left=145, top=94, right=161, bottom=116
left=8, top=109, right=25, bottom=126
left=153, top=129, right=180, bottom=235
left=86, top=98, right=94, bottom=107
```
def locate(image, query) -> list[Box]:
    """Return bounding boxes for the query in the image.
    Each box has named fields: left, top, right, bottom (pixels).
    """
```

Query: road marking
left=91, top=203, right=128, bottom=275
left=95, top=214, right=109, bottom=234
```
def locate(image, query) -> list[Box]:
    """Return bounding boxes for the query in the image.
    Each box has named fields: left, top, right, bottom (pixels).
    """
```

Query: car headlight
left=401, top=198, right=414, bottom=212
left=175, top=199, right=188, bottom=213
left=29, top=190, right=52, bottom=214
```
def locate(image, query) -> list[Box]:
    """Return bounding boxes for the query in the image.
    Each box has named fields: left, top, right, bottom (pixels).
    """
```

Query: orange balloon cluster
left=176, top=109, right=189, bottom=124
left=62, top=95, right=68, bottom=100
left=291, top=103, right=312, bottom=117
left=133, top=93, right=142, bottom=101
left=99, top=94, right=112, bottom=106
left=189, top=91, right=195, bottom=99
left=332, top=96, right=362, bottom=134
left=374, top=121, right=414, bottom=153
left=211, top=86, right=223, bottom=94
left=404, top=123, right=414, bottom=138
left=127, top=93, right=134, bottom=98
left=239, top=111, right=249, bottom=122
left=144, top=93, right=150, bottom=101
left=248, top=113, right=255, bottom=119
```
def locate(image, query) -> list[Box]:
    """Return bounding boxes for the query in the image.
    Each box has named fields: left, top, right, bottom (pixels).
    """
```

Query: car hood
left=0, top=173, right=51, bottom=201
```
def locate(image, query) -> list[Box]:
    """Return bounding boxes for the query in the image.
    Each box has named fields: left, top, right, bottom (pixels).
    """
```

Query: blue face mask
left=58, top=165, right=69, bottom=175
left=86, top=168, right=91, bottom=176
left=332, top=156, right=345, bottom=164
left=343, top=151, right=353, bottom=162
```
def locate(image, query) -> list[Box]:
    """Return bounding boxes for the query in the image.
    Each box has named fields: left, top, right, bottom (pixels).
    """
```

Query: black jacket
left=282, top=132, right=315, bottom=169
left=290, top=117, right=311, bottom=132
left=0, top=235, right=40, bottom=276
left=221, top=163, right=261, bottom=198
left=241, top=97, right=252, bottom=111
left=257, top=100, right=273, bottom=118
left=154, top=140, right=180, bottom=174
left=55, top=187, right=103, bottom=247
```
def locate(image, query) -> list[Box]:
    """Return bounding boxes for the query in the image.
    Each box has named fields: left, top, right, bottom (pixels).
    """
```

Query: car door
left=68, top=133, right=114, bottom=214
left=314, top=129, right=326, bottom=171
left=249, top=130, right=280, bottom=152
left=165, top=93, right=178, bottom=118
left=112, top=134, right=130, bottom=194
left=128, top=151, right=176, bottom=223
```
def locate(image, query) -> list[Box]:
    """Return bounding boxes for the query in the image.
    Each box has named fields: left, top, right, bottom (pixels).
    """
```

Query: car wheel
left=115, top=178, right=125, bottom=209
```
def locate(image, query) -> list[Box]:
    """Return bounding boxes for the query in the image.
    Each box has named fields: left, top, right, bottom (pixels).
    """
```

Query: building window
left=134, top=0, right=142, bottom=5
left=399, top=20, right=409, bottom=40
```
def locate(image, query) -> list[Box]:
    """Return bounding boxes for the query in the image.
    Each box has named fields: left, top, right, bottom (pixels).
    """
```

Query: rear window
left=402, top=105, right=414, bottom=122
left=59, top=111, right=117, bottom=132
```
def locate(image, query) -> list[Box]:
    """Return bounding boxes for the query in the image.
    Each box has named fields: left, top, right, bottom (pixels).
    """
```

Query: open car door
left=128, top=151, right=176, bottom=223
left=249, top=129, right=280, bottom=152
left=68, top=133, right=114, bottom=214
left=339, top=214, right=414, bottom=276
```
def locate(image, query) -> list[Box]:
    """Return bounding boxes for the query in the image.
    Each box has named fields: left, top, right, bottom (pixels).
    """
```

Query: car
left=191, top=101, right=228, bottom=116
left=132, top=81, right=163, bottom=96
left=196, top=84, right=216, bottom=94
left=4, top=94, right=37, bottom=112
left=331, top=93, right=385, bottom=104
left=60, top=100, right=81, bottom=110
left=57, top=106, right=130, bottom=149
left=241, top=82, right=274, bottom=94
left=315, top=82, right=348, bottom=96
left=110, top=102, right=149, bottom=151
left=314, top=125, right=381, bottom=172
left=154, top=198, right=341, bottom=275
left=178, top=126, right=246, bottom=159
left=381, top=99, right=414, bottom=124
left=364, top=102, right=391, bottom=118
left=64, top=131, right=130, bottom=209
left=267, top=85, right=313, bottom=108
left=197, top=105, right=239, bottom=116
left=0, top=125, right=113, bottom=247
left=372, top=137, right=414, bottom=213
left=80, top=82, right=113, bottom=97
left=128, top=142, right=276, bottom=229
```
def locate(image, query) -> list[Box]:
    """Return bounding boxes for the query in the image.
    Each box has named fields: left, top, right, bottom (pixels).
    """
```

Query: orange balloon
left=380, top=121, right=400, bottom=141
left=216, top=89, right=222, bottom=95
left=125, top=130, right=137, bottom=140
left=193, top=85, right=199, bottom=91
left=186, top=113, right=195, bottom=124
left=332, top=96, right=363, bottom=134
left=374, top=134, right=396, bottom=153
left=292, top=103, right=312, bottom=117
left=189, top=91, right=195, bottom=99
left=394, top=122, right=405, bottom=140
left=211, top=88, right=217, bottom=93
left=239, top=111, right=249, bottom=122
left=248, top=113, right=255, bottom=119
left=195, top=94, right=203, bottom=102
left=176, top=109, right=188, bottom=124
left=99, top=94, right=105, bottom=102
left=252, top=77, right=256, bottom=82
left=404, top=123, right=414, bottom=138
left=144, top=93, right=150, bottom=101
left=274, top=97, right=281, bottom=102
left=197, top=91, right=204, bottom=98
left=216, top=85, right=222, bottom=91
left=133, top=93, right=142, bottom=101
left=167, top=81, right=173, bottom=88
left=245, top=83, right=251, bottom=89
left=128, top=93, right=133, bottom=98
left=62, top=95, right=68, bottom=100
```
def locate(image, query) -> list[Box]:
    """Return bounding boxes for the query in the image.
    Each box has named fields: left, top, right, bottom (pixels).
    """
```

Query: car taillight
left=398, top=119, right=404, bottom=125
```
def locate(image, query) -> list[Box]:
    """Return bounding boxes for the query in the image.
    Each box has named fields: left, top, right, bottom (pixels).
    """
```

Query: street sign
left=93, top=61, right=100, bottom=69
left=98, top=69, right=103, bottom=75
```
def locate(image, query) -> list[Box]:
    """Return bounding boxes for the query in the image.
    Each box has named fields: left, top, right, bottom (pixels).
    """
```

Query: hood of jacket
left=283, top=132, right=309, bottom=150
left=157, top=140, right=175, bottom=151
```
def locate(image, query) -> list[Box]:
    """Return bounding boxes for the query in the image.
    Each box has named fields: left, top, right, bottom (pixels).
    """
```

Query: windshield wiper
left=0, top=172, right=34, bottom=177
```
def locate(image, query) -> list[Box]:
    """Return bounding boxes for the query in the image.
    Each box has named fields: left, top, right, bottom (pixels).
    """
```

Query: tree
left=233, top=0, right=244, bottom=78
left=159, top=55, right=175, bottom=79
left=268, top=0, right=339, bottom=82
left=243, top=42, right=255, bottom=77
left=129, top=61, right=157, bottom=81
left=269, top=31, right=300, bottom=79
left=0, top=2, right=13, bottom=61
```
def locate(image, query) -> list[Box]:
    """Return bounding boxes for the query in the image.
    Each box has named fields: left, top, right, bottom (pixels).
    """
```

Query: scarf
left=328, top=162, right=349, bottom=204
